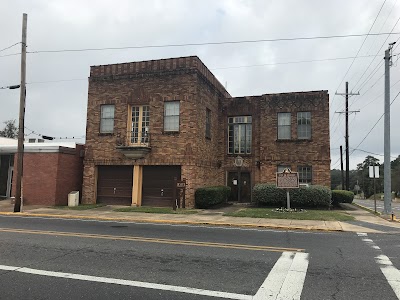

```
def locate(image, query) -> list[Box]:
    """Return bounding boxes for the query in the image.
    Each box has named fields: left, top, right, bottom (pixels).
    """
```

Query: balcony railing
left=116, top=131, right=151, bottom=159
left=116, top=131, right=150, bottom=147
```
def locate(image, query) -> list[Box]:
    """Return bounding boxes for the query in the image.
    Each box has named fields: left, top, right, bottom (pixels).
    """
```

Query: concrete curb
left=353, top=203, right=400, bottom=223
left=0, top=212, right=343, bottom=232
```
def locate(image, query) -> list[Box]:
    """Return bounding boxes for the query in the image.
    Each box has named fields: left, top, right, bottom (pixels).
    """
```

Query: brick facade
left=83, top=56, right=330, bottom=207
left=12, top=145, right=84, bottom=205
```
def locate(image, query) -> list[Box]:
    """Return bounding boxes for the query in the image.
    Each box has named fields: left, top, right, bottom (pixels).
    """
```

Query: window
left=277, top=165, right=291, bottom=173
left=164, top=101, right=180, bottom=132
left=228, top=116, right=252, bottom=154
left=130, top=105, right=149, bottom=144
left=277, top=113, right=291, bottom=140
left=100, top=105, right=115, bottom=133
left=298, top=166, right=312, bottom=184
left=297, top=112, right=311, bottom=139
left=205, top=108, right=211, bottom=139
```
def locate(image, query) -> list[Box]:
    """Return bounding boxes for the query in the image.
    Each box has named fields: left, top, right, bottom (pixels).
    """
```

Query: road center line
left=0, top=227, right=304, bottom=253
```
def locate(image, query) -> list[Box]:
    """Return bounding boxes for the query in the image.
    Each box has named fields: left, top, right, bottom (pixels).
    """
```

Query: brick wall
left=83, top=56, right=331, bottom=207
left=83, top=56, right=230, bottom=205
left=12, top=147, right=84, bottom=205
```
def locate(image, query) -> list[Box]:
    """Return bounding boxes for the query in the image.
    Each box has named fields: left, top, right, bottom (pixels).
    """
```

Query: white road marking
left=375, top=255, right=400, bottom=299
left=253, top=252, right=309, bottom=300
left=360, top=234, right=400, bottom=299
left=357, top=232, right=367, bottom=236
left=0, top=251, right=310, bottom=300
left=0, top=264, right=251, bottom=300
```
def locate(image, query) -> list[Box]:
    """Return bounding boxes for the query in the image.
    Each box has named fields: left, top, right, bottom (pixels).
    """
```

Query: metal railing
left=116, top=131, right=150, bottom=147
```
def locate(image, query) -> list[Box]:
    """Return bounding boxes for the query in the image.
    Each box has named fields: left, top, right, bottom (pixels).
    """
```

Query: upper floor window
left=298, top=166, right=312, bottom=184
left=228, top=116, right=252, bottom=154
left=100, top=105, right=115, bottom=133
left=130, top=105, right=149, bottom=144
left=277, top=112, right=291, bottom=140
left=205, top=108, right=211, bottom=139
left=164, top=101, right=180, bottom=132
left=297, top=112, right=311, bottom=139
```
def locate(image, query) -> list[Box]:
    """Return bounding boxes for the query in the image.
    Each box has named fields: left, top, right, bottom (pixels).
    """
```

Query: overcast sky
left=1, top=0, right=399, bottom=170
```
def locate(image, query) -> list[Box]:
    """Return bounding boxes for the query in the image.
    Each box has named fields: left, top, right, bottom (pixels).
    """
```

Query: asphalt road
left=0, top=215, right=399, bottom=299
left=354, top=199, right=400, bottom=214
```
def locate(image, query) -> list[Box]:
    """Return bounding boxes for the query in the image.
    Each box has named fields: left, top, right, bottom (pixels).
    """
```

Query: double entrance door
left=227, top=171, right=251, bottom=202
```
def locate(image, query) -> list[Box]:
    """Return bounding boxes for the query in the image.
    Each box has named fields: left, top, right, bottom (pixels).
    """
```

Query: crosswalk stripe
left=253, top=252, right=309, bottom=300
left=375, top=255, right=400, bottom=299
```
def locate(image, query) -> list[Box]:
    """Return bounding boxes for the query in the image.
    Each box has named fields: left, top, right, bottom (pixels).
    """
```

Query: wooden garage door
left=142, top=166, right=181, bottom=207
left=97, top=166, right=133, bottom=205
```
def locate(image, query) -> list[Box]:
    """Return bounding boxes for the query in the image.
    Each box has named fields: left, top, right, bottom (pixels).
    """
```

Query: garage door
left=97, top=166, right=133, bottom=205
left=142, top=166, right=181, bottom=207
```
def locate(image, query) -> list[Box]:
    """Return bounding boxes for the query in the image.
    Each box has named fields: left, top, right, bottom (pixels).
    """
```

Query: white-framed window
left=228, top=116, right=252, bottom=154
left=100, top=105, right=115, bottom=133
left=297, top=112, right=311, bottom=139
left=164, top=101, right=180, bottom=132
left=298, top=166, right=312, bottom=184
left=205, top=108, right=211, bottom=139
left=277, top=112, right=291, bottom=140
left=130, top=105, right=149, bottom=144
left=277, top=165, right=291, bottom=173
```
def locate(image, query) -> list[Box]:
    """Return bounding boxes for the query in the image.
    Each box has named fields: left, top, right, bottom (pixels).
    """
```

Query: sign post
left=369, top=164, right=379, bottom=213
left=276, top=168, right=299, bottom=209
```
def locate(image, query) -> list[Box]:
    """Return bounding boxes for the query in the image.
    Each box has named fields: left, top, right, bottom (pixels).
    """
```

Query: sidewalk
left=1, top=200, right=399, bottom=233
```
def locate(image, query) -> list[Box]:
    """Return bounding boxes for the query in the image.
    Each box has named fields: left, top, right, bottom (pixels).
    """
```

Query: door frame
left=226, top=169, right=252, bottom=202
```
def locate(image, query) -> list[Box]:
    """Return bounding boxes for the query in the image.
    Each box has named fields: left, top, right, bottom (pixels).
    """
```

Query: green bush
left=254, top=183, right=331, bottom=208
left=195, top=186, right=231, bottom=209
left=331, top=190, right=354, bottom=205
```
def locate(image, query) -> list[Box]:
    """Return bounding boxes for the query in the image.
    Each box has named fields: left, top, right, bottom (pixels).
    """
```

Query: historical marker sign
left=276, top=170, right=299, bottom=189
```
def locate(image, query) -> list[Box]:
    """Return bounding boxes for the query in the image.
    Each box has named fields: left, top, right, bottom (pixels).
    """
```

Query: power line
left=351, top=90, right=400, bottom=156
left=18, top=32, right=400, bottom=55
left=0, top=42, right=20, bottom=53
left=352, top=15, right=400, bottom=92
left=350, top=147, right=398, bottom=159
left=330, top=0, right=388, bottom=131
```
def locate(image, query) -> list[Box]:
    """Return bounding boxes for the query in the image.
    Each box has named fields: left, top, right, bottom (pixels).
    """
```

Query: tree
left=0, top=120, right=18, bottom=139
left=392, top=155, right=400, bottom=197
left=355, top=156, right=383, bottom=198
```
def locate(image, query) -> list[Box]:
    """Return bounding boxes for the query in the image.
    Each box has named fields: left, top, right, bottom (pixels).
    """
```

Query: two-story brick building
left=82, top=56, right=330, bottom=208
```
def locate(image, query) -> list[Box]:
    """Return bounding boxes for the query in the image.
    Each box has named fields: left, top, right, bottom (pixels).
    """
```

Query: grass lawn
left=52, top=204, right=106, bottom=210
left=113, top=207, right=199, bottom=214
left=224, top=208, right=355, bottom=221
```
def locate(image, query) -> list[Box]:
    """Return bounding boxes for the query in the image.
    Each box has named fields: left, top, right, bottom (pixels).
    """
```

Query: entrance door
left=97, top=166, right=133, bottom=205
left=142, top=166, right=181, bottom=207
left=227, top=171, right=251, bottom=202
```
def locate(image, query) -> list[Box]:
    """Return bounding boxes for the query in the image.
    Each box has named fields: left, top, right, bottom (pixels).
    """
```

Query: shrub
left=195, top=186, right=231, bottom=209
left=254, top=183, right=331, bottom=208
left=331, top=190, right=354, bottom=205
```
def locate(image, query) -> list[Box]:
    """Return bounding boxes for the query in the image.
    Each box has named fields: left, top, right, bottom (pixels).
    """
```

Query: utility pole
left=14, top=13, right=27, bottom=213
left=340, top=146, right=345, bottom=190
left=335, top=82, right=359, bottom=191
left=383, top=42, right=395, bottom=215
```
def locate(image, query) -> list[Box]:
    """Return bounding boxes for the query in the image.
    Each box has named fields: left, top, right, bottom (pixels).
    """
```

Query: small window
left=164, top=101, right=180, bottom=132
left=100, top=105, right=115, bottom=133
left=297, top=112, right=311, bottom=139
left=205, top=108, right=211, bottom=139
left=298, top=166, right=312, bottom=184
left=278, top=113, right=291, bottom=140
left=277, top=165, right=291, bottom=173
